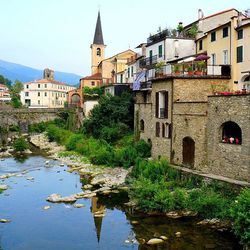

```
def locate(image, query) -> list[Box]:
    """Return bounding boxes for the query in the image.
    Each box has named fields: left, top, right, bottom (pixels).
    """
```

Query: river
left=0, top=155, right=241, bottom=250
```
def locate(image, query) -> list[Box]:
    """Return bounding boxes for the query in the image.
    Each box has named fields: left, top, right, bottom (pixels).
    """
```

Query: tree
left=0, top=74, right=12, bottom=88
left=10, top=80, right=23, bottom=108
left=82, top=92, right=134, bottom=140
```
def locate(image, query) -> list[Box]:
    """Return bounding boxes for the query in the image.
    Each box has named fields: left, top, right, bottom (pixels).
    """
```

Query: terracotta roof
left=82, top=73, right=102, bottom=80
left=25, top=79, right=73, bottom=86
left=0, top=83, right=8, bottom=89
left=202, top=8, right=239, bottom=20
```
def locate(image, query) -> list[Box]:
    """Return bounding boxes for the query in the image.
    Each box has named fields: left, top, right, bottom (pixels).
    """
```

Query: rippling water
left=0, top=156, right=241, bottom=250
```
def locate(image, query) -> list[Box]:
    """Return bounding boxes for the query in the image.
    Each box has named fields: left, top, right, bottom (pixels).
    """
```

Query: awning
left=177, top=56, right=196, bottom=63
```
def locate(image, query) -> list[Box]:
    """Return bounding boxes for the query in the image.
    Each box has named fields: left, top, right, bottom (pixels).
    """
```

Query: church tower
left=91, top=11, right=106, bottom=75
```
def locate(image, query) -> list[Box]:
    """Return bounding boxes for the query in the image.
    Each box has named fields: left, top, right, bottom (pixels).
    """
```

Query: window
left=211, top=53, right=216, bottom=65
left=199, top=40, right=203, bottom=50
left=38, top=100, right=40, bottom=105
left=140, top=119, right=145, bottom=132
left=237, top=46, right=243, bottom=63
left=38, top=84, right=40, bottom=88
left=221, top=121, right=242, bottom=144
left=237, top=29, right=243, bottom=40
left=222, top=27, right=228, bottom=38
left=91, top=81, right=95, bottom=86
left=149, top=50, right=153, bottom=64
left=128, top=68, right=130, bottom=78
left=211, top=31, right=216, bottom=42
left=44, top=92, right=47, bottom=97
left=131, top=66, right=134, bottom=77
left=143, top=92, right=147, bottom=103
left=26, top=85, right=29, bottom=89
left=120, top=75, right=123, bottom=83
left=158, top=45, right=163, bottom=58
left=162, top=123, right=171, bottom=138
left=156, top=122, right=160, bottom=137
left=45, top=84, right=47, bottom=88
left=155, top=91, right=169, bottom=118
left=25, top=92, right=29, bottom=96
left=38, top=92, right=40, bottom=97
left=97, top=48, right=101, bottom=56
left=223, top=50, right=229, bottom=64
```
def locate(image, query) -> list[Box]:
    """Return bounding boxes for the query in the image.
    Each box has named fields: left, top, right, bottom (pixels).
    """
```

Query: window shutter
left=168, top=123, right=172, bottom=138
left=156, top=122, right=160, bottom=137
left=162, top=123, right=165, bottom=137
left=155, top=92, right=159, bottom=118
left=164, top=91, right=169, bottom=118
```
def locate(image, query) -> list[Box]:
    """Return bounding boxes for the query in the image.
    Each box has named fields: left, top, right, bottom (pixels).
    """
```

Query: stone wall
left=0, top=108, right=71, bottom=132
left=206, top=94, right=250, bottom=182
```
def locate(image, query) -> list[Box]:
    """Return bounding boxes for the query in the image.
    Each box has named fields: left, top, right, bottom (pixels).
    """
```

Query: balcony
left=139, top=55, right=158, bottom=68
left=146, top=64, right=231, bottom=80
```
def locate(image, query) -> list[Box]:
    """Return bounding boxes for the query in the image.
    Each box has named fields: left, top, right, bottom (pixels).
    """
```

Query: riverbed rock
left=175, top=232, right=181, bottom=237
left=73, top=204, right=85, bottom=208
left=46, top=193, right=77, bottom=203
left=43, top=206, right=51, bottom=210
left=26, top=177, right=34, bottom=181
left=147, top=238, right=164, bottom=245
left=160, top=236, right=168, bottom=240
left=131, top=220, right=139, bottom=225
left=0, top=184, right=8, bottom=190
left=197, top=219, right=231, bottom=230
left=83, top=184, right=93, bottom=189
left=0, top=219, right=11, bottom=223
left=166, top=211, right=182, bottom=219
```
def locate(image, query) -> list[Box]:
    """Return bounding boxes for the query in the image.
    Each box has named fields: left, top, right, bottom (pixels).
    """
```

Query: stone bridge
left=0, top=108, right=81, bottom=132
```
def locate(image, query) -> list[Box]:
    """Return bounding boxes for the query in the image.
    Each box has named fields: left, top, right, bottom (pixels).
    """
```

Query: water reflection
left=91, top=196, right=105, bottom=242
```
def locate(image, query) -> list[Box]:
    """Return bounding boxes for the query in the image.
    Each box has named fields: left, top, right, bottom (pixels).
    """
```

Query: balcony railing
left=146, top=64, right=231, bottom=80
left=139, top=55, right=158, bottom=68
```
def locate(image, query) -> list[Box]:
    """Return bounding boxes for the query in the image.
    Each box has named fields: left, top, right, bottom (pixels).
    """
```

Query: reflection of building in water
left=91, top=196, right=106, bottom=242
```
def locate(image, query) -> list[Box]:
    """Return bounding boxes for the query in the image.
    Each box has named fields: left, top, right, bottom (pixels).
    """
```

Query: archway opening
left=221, top=121, right=242, bottom=144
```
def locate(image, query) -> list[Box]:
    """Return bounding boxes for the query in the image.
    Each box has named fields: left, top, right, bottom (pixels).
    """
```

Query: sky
left=0, top=0, right=249, bottom=77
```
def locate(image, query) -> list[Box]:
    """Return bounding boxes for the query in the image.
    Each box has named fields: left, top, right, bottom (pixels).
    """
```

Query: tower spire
left=93, top=11, right=104, bottom=45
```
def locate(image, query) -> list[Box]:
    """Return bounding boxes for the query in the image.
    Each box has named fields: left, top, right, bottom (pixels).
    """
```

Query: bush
left=100, top=123, right=129, bottom=143
left=8, top=124, right=20, bottom=132
left=231, top=188, right=250, bottom=246
left=66, top=134, right=84, bottom=151
left=113, top=146, right=138, bottom=168
left=46, top=124, right=72, bottom=144
left=134, top=139, right=151, bottom=158
left=28, top=122, right=47, bottom=133
left=13, top=137, right=29, bottom=152
left=89, top=146, right=114, bottom=165
left=187, top=188, right=229, bottom=219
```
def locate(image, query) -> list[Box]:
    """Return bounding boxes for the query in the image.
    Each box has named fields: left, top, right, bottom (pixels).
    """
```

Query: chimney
left=198, top=9, right=204, bottom=20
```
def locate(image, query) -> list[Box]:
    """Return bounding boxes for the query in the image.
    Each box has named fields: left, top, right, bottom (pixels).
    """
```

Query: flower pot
left=241, top=89, right=247, bottom=94
left=188, top=71, right=194, bottom=76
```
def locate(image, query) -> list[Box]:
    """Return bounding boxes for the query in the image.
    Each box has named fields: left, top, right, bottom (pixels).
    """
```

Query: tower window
left=97, top=48, right=101, bottom=56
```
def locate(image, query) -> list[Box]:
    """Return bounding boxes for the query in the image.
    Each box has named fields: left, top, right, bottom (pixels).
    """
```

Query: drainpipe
left=170, top=79, right=174, bottom=163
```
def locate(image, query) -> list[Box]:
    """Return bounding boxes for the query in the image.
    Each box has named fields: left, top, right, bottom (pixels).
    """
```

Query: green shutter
left=237, top=46, right=243, bottom=63
left=158, top=45, right=163, bottom=58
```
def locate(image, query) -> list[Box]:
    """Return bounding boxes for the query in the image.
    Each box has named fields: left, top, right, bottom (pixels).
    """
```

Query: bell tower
left=91, top=11, right=106, bottom=75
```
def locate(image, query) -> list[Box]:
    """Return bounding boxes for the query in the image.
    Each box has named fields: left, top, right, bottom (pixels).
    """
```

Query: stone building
left=135, top=73, right=249, bottom=182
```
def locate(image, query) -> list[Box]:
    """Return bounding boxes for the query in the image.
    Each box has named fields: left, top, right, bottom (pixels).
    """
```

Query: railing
left=146, top=64, right=231, bottom=80
left=139, top=55, right=158, bottom=68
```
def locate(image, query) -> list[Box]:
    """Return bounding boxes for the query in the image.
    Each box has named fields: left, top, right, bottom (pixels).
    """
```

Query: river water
left=0, top=155, right=241, bottom=250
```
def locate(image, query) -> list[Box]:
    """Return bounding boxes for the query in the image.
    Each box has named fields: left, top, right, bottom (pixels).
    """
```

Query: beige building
left=194, top=9, right=250, bottom=90
left=0, top=84, right=10, bottom=102
left=21, top=69, right=75, bottom=108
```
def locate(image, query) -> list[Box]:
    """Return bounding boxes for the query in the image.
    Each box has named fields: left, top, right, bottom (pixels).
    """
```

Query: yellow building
left=195, top=9, right=250, bottom=91
left=80, top=12, right=136, bottom=90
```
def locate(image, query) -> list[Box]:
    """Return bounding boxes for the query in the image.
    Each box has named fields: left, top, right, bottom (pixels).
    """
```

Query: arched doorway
left=71, top=94, right=81, bottom=107
left=182, top=137, right=195, bottom=168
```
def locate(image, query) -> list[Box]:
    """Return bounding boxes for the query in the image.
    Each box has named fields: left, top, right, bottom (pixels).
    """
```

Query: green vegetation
left=0, top=74, right=12, bottom=88
left=13, top=137, right=29, bottom=152
left=82, top=92, right=134, bottom=140
left=231, top=188, right=250, bottom=246
left=128, top=159, right=249, bottom=231
left=8, top=124, right=20, bottom=132
left=10, top=80, right=23, bottom=108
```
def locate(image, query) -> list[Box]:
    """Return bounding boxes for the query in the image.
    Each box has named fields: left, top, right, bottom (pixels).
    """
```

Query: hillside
left=0, top=59, right=82, bottom=86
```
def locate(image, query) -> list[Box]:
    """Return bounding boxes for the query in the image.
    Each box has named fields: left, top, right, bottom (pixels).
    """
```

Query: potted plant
left=154, top=61, right=165, bottom=77
left=173, top=64, right=180, bottom=75
left=187, top=65, right=194, bottom=75
left=195, top=61, right=205, bottom=75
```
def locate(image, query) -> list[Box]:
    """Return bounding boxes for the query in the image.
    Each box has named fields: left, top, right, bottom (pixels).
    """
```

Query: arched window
left=140, top=119, right=144, bottom=132
left=221, top=121, right=242, bottom=144
left=97, top=48, right=101, bottom=56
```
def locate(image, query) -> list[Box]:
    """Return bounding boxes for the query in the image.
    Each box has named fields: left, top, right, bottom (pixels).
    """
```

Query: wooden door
left=182, top=137, right=195, bottom=168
